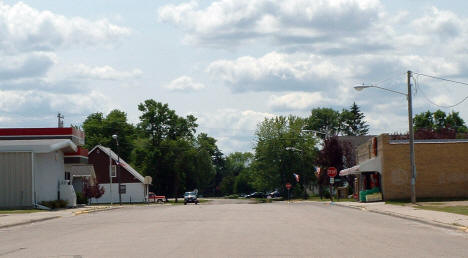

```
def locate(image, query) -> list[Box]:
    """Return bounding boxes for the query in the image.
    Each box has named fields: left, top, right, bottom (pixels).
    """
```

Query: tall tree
left=340, top=102, right=369, bottom=136
left=82, top=110, right=135, bottom=161
left=137, top=100, right=197, bottom=146
left=413, top=109, right=468, bottom=133
left=253, top=115, right=318, bottom=195
left=305, top=108, right=340, bottom=138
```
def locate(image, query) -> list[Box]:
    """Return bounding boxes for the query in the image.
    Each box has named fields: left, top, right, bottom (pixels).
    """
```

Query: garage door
left=0, top=152, right=33, bottom=208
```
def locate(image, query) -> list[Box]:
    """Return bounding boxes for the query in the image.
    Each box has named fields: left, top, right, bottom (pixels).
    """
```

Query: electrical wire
left=413, top=74, right=468, bottom=108
left=413, top=72, right=468, bottom=87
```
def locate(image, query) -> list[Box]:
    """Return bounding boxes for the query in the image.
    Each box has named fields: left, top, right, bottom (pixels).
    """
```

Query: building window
left=119, top=184, right=126, bottom=194
left=111, top=165, right=117, bottom=177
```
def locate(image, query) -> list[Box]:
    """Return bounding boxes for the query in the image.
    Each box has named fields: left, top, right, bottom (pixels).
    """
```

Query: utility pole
left=407, top=71, right=417, bottom=204
left=57, top=113, right=64, bottom=128
left=112, top=134, right=122, bottom=205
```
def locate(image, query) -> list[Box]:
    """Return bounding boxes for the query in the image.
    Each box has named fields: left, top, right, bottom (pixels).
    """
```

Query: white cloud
left=165, top=76, right=205, bottom=91
left=0, top=2, right=130, bottom=53
left=0, top=52, right=56, bottom=80
left=0, top=89, right=110, bottom=116
left=195, top=109, right=274, bottom=153
left=0, top=2, right=135, bottom=128
left=158, top=0, right=381, bottom=47
left=269, top=92, right=328, bottom=111
left=69, top=64, right=142, bottom=81
left=207, top=52, right=345, bottom=92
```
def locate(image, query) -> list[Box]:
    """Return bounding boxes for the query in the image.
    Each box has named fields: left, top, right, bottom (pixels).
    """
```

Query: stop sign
left=285, top=183, right=292, bottom=190
left=327, top=167, right=337, bottom=178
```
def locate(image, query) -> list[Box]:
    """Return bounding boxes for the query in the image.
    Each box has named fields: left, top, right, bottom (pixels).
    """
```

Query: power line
left=413, top=72, right=468, bottom=87
left=413, top=74, right=468, bottom=108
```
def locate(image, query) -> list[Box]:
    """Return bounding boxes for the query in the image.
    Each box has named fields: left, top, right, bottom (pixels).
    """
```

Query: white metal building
left=0, top=139, right=78, bottom=208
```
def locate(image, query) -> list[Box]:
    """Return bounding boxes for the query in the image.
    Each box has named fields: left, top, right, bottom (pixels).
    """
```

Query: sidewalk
left=0, top=205, right=118, bottom=229
left=332, top=201, right=468, bottom=232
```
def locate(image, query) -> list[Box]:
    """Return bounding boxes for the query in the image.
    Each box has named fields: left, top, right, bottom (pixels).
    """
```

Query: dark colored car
left=184, top=191, right=199, bottom=205
left=245, top=192, right=265, bottom=198
left=266, top=190, right=281, bottom=198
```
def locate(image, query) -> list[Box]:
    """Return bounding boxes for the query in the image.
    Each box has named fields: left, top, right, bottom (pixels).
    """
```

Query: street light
left=354, top=71, right=416, bottom=203
left=112, top=134, right=122, bottom=205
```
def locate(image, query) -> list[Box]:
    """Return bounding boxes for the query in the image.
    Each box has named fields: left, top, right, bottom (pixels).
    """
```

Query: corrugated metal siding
left=0, top=152, right=33, bottom=208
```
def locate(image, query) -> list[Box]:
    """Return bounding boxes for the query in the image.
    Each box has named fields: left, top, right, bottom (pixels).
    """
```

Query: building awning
left=339, top=165, right=360, bottom=176
left=339, top=157, right=382, bottom=176
left=0, top=139, right=77, bottom=153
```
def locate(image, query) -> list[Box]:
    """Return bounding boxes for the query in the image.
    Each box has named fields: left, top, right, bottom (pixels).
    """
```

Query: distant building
left=88, top=145, right=150, bottom=203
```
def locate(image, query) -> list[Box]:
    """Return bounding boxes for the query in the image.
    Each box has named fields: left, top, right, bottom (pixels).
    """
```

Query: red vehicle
left=148, top=192, right=166, bottom=203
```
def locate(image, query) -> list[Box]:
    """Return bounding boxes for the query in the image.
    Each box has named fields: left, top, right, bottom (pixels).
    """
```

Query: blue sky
left=2, top=0, right=468, bottom=153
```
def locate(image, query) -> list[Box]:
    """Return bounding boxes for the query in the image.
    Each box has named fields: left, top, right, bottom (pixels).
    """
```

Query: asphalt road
left=1, top=200, right=467, bottom=258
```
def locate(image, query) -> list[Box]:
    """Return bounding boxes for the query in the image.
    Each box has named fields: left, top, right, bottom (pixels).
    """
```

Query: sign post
left=327, top=167, right=337, bottom=202
left=285, top=183, right=292, bottom=203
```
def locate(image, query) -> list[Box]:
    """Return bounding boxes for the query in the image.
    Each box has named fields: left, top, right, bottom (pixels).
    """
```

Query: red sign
left=327, top=167, right=337, bottom=178
left=285, top=183, right=292, bottom=190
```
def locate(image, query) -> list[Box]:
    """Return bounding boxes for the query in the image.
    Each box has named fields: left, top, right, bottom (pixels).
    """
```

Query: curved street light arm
left=354, top=85, right=407, bottom=96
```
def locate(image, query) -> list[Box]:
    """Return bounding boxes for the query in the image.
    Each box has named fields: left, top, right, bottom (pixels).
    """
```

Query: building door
left=0, top=152, right=33, bottom=208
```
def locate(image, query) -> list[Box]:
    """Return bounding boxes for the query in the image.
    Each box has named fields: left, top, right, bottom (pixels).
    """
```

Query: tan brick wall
left=380, top=134, right=468, bottom=200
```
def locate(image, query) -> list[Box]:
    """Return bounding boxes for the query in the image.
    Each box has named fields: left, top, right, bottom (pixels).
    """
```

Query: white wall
left=34, top=151, right=65, bottom=203
left=90, top=183, right=146, bottom=204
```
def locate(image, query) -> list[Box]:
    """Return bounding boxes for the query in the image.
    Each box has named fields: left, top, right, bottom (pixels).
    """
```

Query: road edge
left=0, top=216, right=61, bottom=229
left=330, top=202, right=468, bottom=233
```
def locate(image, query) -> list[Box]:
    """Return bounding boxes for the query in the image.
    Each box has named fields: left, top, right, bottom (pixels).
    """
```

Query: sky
left=2, top=0, right=468, bottom=154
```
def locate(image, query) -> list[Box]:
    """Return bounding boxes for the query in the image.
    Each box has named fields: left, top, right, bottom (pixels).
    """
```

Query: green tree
left=82, top=110, right=135, bottom=161
left=413, top=109, right=468, bottom=133
left=137, top=100, right=197, bottom=146
left=220, top=152, right=254, bottom=195
left=340, top=102, right=369, bottom=136
left=446, top=111, right=468, bottom=133
left=253, top=115, right=318, bottom=196
left=305, top=108, right=340, bottom=138
left=414, top=111, right=434, bottom=130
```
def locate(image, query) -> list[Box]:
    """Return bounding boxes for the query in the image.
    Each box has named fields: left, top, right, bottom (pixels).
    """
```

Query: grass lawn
left=0, top=209, right=45, bottom=214
left=416, top=206, right=468, bottom=216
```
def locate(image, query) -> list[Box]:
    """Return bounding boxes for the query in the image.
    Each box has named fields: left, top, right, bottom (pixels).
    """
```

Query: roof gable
left=89, top=145, right=144, bottom=183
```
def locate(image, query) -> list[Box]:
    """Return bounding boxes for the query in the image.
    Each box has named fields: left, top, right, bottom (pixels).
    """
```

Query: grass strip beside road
left=416, top=205, right=468, bottom=216
left=0, top=209, right=45, bottom=214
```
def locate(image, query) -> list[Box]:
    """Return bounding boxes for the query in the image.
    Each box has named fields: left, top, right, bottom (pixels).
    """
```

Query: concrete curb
left=0, top=216, right=61, bottom=229
left=331, top=202, right=468, bottom=233
left=73, top=206, right=119, bottom=216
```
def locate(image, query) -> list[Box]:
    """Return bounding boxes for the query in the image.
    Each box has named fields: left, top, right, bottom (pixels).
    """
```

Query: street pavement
left=0, top=200, right=467, bottom=258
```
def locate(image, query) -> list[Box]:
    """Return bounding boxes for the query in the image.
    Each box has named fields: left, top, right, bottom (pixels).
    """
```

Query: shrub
left=226, top=194, right=239, bottom=199
left=76, top=192, right=87, bottom=204
left=40, top=200, right=68, bottom=209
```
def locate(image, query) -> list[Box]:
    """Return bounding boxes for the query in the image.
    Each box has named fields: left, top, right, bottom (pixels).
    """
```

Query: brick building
left=345, top=134, right=468, bottom=200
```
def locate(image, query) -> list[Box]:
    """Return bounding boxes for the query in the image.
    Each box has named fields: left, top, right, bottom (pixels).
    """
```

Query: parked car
left=148, top=192, right=166, bottom=203
left=266, top=190, right=281, bottom=198
left=245, top=192, right=265, bottom=198
left=184, top=191, right=199, bottom=205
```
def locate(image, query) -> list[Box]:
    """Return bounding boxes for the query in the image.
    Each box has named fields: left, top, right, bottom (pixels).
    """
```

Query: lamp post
left=354, top=70, right=416, bottom=203
left=112, top=134, right=122, bottom=205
